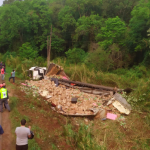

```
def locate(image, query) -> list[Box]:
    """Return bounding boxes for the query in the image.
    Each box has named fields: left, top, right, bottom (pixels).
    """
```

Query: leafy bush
left=85, top=47, right=113, bottom=71
left=65, top=48, right=86, bottom=64
left=19, top=42, right=39, bottom=60
left=2, top=51, right=17, bottom=62
left=35, top=56, right=46, bottom=67
left=125, top=65, right=148, bottom=79
left=122, top=92, right=144, bottom=110
left=112, top=68, right=127, bottom=75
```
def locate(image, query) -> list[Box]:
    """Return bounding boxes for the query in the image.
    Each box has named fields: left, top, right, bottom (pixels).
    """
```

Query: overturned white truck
left=28, top=67, right=47, bottom=80
left=28, top=63, right=69, bottom=80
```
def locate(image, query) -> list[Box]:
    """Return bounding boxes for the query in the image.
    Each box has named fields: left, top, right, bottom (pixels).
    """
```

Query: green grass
left=9, top=96, right=41, bottom=150
left=62, top=122, right=106, bottom=150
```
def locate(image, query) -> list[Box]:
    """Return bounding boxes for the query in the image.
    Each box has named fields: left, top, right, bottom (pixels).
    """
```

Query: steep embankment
left=2, top=66, right=150, bottom=150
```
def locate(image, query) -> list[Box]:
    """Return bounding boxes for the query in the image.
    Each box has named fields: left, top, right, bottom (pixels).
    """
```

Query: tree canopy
left=0, top=0, right=149, bottom=70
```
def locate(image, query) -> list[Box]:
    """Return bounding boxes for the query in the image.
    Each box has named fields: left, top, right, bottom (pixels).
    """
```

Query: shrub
left=19, top=42, right=38, bottom=60
left=3, top=51, right=17, bottom=62
left=35, top=56, right=46, bottom=67
left=65, top=48, right=86, bottom=64
left=85, top=47, right=113, bottom=71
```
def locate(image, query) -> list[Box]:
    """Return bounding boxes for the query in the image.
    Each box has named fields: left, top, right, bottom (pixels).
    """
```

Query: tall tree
left=96, top=16, right=126, bottom=50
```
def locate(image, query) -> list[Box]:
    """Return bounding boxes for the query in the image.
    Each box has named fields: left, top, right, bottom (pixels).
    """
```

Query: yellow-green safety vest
left=0, top=88, right=7, bottom=99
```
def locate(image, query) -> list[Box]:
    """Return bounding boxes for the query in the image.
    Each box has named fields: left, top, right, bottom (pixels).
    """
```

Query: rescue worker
left=0, top=83, right=10, bottom=112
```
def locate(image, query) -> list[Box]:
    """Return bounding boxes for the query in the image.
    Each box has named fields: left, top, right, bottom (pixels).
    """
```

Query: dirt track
left=2, top=111, right=14, bottom=150
left=0, top=75, right=15, bottom=150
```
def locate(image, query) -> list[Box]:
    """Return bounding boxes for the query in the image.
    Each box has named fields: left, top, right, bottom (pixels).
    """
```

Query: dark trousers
left=16, top=144, right=28, bottom=150
left=9, top=77, right=15, bottom=83
left=0, top=99, right=10, bottom=112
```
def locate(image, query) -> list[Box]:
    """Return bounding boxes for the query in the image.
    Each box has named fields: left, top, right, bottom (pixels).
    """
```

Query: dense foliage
left=0, top=0, right=150, bottom=71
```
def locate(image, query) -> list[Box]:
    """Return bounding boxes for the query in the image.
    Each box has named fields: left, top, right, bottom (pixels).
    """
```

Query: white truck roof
left=29, top=67, right=46, bottom=71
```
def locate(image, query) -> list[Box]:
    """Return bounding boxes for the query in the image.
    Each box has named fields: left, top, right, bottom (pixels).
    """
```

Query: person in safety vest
left=0, top=83, right=10, bottom=112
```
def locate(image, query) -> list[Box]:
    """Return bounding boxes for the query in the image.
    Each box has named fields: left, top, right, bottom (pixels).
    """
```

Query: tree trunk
left=47, top=36, right=49, bottom=68
left=47, top=25, right=52, bottom=67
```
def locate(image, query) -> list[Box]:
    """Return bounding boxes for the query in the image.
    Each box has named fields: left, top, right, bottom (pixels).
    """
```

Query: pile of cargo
left=21, top=77, right=132, bottom=118
left=22, top=63, right=132, bottom=119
